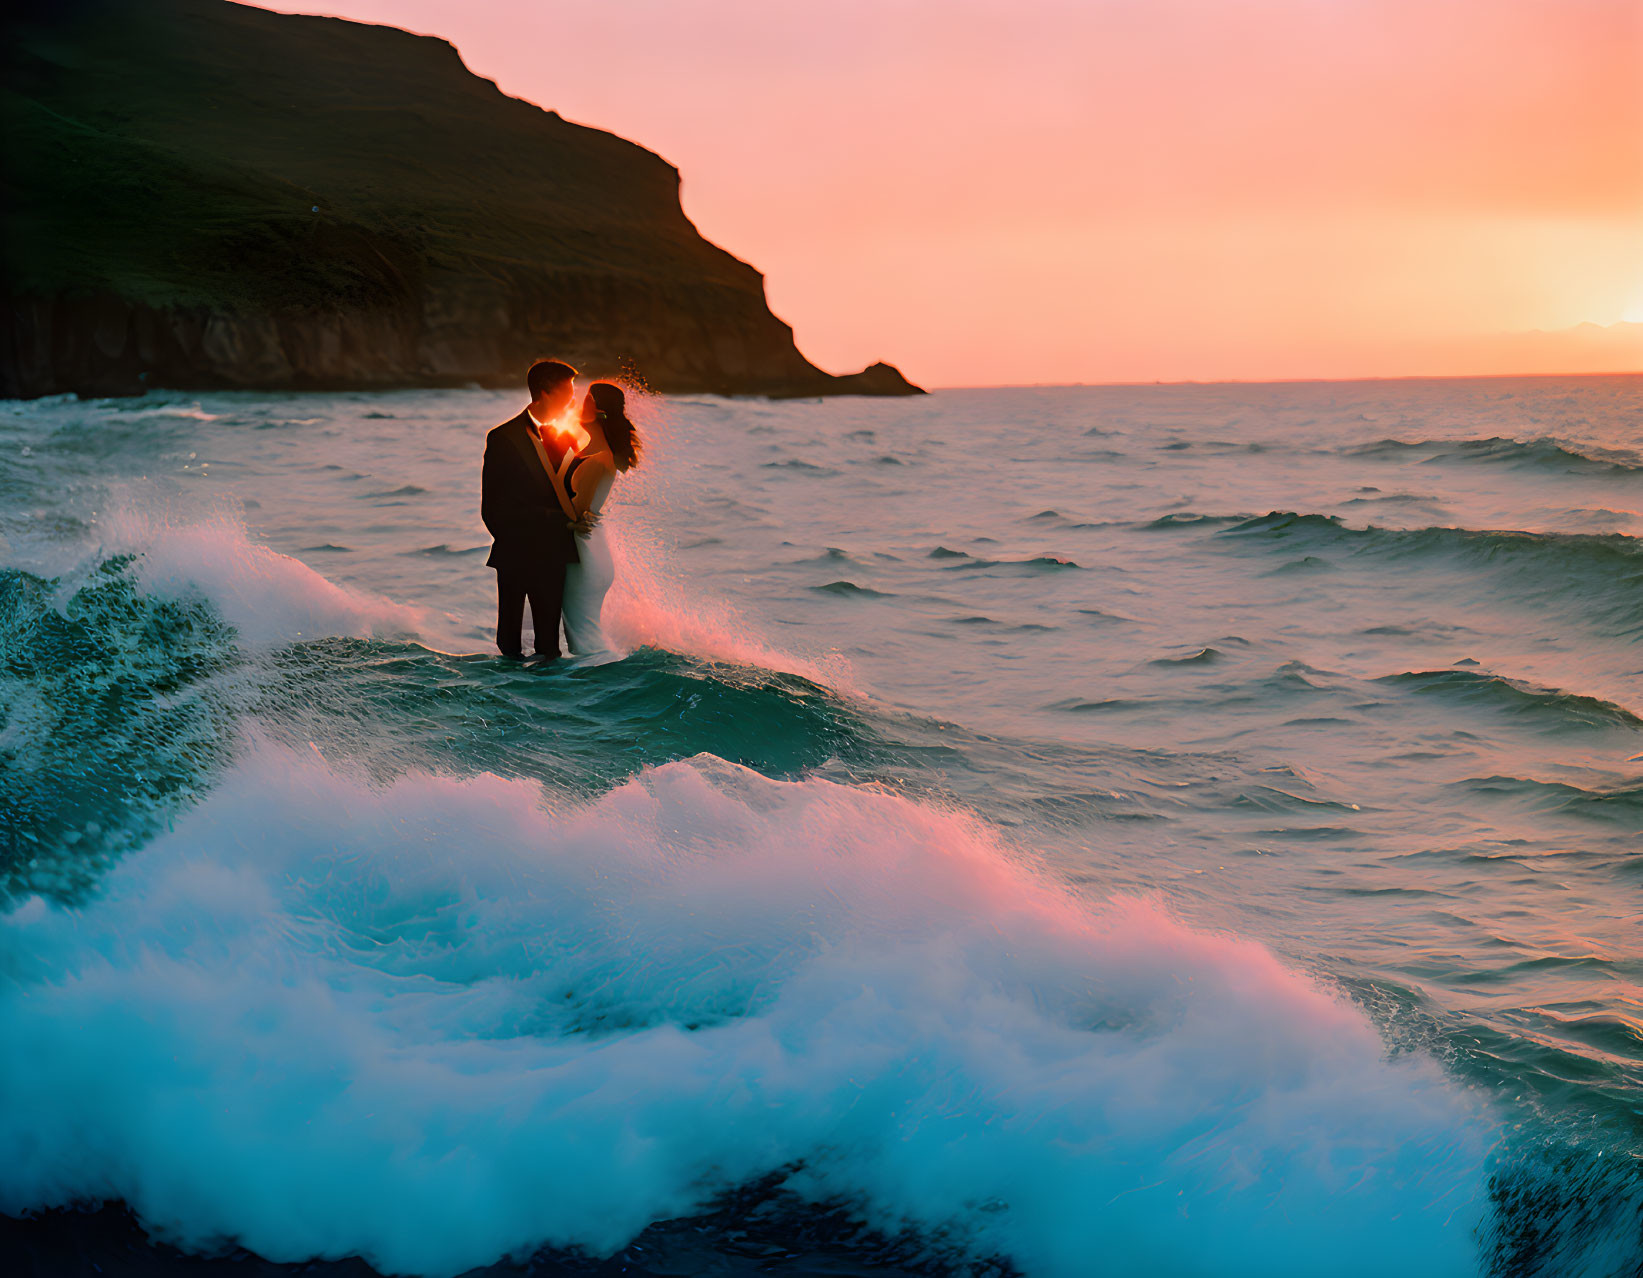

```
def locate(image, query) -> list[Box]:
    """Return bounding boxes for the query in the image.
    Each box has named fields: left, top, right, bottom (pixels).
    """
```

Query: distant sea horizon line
left=920, top=367, right=1643, bottom=392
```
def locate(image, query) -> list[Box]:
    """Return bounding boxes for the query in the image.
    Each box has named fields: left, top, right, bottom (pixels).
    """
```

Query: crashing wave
left=0, top=746, right=1491, bottom=1277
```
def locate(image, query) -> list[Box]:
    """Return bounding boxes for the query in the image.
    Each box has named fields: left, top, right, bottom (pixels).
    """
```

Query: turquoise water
left=1, top=378, right=1639, bottom=1275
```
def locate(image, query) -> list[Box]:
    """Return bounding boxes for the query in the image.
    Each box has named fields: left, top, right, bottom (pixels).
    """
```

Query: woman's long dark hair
left=587, top=382, right=640, bottom=472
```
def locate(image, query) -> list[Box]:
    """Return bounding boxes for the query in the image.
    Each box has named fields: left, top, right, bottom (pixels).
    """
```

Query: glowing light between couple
left=480, top=360, right=642, bottom=664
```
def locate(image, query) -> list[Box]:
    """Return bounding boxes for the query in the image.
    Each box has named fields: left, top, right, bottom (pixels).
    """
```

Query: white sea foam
left=104, top=400, right=223, bottom=422
left=580, top=390, right=854, bottom=685
left=600, top=511, right=852, bottom=687
left=0, top=746, right=1491, bottom=1277
left=95, top=505, right=448, bottom=647
left=13, top=486, right=845, bottom=671
left=1, top=392, right=80, bottom=414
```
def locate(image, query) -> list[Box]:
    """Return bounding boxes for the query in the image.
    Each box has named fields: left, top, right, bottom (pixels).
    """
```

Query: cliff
left=0, top=0, right=922, bottom=399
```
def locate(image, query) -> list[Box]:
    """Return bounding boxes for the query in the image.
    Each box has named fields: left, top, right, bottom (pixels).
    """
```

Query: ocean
left=1, top=376, right=1639, bottom=1276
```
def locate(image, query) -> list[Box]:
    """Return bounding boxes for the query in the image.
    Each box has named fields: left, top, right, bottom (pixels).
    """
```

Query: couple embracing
left=481, top=359, right=642, bottom=662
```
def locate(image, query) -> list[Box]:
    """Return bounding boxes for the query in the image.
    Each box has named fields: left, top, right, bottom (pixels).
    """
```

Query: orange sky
left=266, top=0, right=1642, bottom=386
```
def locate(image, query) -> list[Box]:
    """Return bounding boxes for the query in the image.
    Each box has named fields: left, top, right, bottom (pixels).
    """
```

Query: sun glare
left=554, top=414, right=592, bottom=450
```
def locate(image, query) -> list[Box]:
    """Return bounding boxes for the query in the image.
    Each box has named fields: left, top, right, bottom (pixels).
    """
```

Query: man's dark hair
left=527, top=360, right=577, bottom=399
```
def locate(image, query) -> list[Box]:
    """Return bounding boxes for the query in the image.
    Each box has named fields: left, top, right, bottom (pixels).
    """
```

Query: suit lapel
left=506, top=411, right=558, bottom=503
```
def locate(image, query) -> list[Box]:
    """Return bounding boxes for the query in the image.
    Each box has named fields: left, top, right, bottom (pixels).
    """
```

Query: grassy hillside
left=0, top=0, right=920, bottom=396
left=4, top=0, right=753, bottom=300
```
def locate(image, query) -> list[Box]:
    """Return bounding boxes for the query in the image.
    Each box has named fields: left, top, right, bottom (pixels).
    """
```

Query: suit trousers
left=495, top=562, right=567, bottom=658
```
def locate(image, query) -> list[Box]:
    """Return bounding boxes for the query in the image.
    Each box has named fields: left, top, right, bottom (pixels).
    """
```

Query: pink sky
left=264, top=0, right=1642, bottom=386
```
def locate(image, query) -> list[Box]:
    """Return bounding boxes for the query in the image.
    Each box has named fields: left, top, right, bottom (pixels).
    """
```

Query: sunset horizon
left=261, top=0, right=1642, bottom=388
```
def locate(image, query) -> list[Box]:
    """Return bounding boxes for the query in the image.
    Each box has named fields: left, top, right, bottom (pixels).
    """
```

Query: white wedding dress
left=560, top=455, right=618, bottom=662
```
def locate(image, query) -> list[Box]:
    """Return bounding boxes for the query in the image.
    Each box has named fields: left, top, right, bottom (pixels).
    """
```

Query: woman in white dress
left=558, top=381, right=641, bottom=660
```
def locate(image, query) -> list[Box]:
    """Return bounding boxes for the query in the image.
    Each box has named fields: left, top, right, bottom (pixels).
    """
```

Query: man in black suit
left=481, top=359, right=581, bottom=659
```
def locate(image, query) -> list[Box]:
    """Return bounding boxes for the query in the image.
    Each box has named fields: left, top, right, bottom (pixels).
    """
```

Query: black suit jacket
left=481, top=410, right=580, bottom=572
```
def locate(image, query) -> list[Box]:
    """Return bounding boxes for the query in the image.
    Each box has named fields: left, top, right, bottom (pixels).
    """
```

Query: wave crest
left=0, top=558, right=235, bottom=898
left=1378, top=669, right=1643, bottom=732
left=96, top=507, right=439, bottom=647
left=1348, top=436, right=1643, bottom=475
left=0, top=747, right=1490, bottom=1276
left=1219, top=513, right=1643, bottom=633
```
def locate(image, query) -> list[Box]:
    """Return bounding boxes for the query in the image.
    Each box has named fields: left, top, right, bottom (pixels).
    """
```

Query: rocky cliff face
left=0, top=0, right=921, bottom=400
left=3, top=273, right=862, bottom=400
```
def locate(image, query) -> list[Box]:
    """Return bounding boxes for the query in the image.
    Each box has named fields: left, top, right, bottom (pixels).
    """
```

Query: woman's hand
left=570, top=510, right=601, bottom=536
